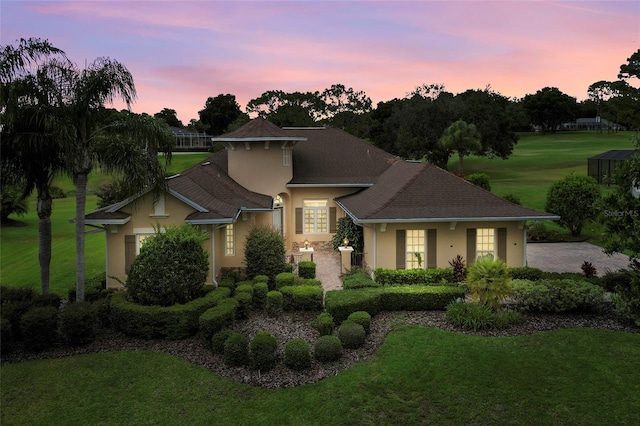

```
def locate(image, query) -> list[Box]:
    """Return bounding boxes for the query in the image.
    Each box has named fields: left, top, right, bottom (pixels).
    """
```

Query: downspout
left=523, top=224, right=528, bottom=267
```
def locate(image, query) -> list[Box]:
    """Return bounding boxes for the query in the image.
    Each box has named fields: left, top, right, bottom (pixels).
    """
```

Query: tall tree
left=1, top=37, right=71, bottom=294
left=522, top=87, right=578, bottom=133
left=618, top=48, right=640, bottom=80
left=154, top=108, right=183, bottom=128
left=320, top=84, right=372, bottom=117
left=64, top=58, right=174, bottom=302
left=246, top=90, right=322, bottom=124
left=439, top=119, right=482, bottom=174
left=198, top=94, right=243, bottom=135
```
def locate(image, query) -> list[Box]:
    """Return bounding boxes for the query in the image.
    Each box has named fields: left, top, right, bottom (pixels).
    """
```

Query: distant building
left=588, top=150, right=638, bottom=184
left=171, top=127, right=211, bottom=151
left=563, top=117, right=624, bottom=131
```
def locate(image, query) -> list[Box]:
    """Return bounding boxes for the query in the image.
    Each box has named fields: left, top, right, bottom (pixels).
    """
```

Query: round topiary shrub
left=234, top=291, right=252, bottom=320
left=284, top=338, right=312, bottom=370
left=253, top=275, right=269, bottom=284
left=336, top=320, right=366, bottom=349
left=313, top=311, right=335, bottom=336
left=314, top=335, right=343, bottom=362
left=211, top=328, right=234, bottom=354
left=250, top=331, right=278, bottom=372
left=266, top=291, right=283, bottom=317
left=59, top=302, right=98, bottom=346
left=253, top=282, right=268, bottom=310
left=224, top=332, right=249, bottom=367
left=20, top=306, right=58, bottom=351
left=126, top=224, right=209, bottom=307
left=347, top=311, right=371, bottom=334
left=275, top=272, right=295, bottom=289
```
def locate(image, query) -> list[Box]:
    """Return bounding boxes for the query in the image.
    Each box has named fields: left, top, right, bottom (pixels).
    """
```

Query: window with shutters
left=303, top=199, right=328, bottom=233
left=406, top=229, right=425, bottom=269
left=476, top=228, right=495, bottom=259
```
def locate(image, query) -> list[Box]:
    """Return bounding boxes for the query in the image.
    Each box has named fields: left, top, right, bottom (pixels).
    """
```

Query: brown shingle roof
left=336, top=161, right=559, bottom=222
left=169, top=159, right=272, bottom=223
left=213, top=117, right=304, bottom=140
left=282, top=127, right=399, bottom=185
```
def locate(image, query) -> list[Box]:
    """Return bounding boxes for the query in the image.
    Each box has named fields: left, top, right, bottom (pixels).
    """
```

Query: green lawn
left=2, top=327, right=638, bottom=425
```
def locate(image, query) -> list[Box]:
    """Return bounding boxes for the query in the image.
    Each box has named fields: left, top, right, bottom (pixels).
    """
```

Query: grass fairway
left=454, top=131, right=636, bottom=211
left=2, top=327, right=639, bottom=425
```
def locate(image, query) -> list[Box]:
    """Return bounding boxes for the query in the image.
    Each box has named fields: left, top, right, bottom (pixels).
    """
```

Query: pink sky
left=2, top=1, right=639, bottom=124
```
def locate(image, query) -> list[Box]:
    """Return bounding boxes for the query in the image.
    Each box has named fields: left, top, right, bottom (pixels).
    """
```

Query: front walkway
left=312, top=250, right=343, bottom=293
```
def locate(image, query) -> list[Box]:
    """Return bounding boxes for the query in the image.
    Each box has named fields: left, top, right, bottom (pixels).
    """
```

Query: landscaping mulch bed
left=1, top=305, right=637, bottom=389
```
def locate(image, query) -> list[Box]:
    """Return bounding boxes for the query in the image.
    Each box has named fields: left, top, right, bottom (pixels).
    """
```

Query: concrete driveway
left=527, top=242, right=631, bottom=273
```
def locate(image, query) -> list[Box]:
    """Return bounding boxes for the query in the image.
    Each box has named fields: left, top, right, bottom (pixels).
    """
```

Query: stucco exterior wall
left=227, top=143, right=292, bottom=197
left=366, top=220, right=526, bottom=271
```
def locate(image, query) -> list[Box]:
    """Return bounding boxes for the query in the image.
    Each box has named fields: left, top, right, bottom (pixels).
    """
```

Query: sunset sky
left=2, top=1, right=639, bottom=124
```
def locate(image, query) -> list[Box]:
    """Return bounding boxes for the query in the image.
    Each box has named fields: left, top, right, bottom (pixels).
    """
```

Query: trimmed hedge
left=298, top=261, right=316, bottom=279
left=343, top=272, right=381, bottom=290
left=279, top=285, right=324, bottom=311
left=110, top=287, right=230, bottom=340
left=508, top=266, right=544, bottom=281
left=336, top=320, right=366, bottom=349
left=373, top=268, right=455, bottom=286
left=266, top=291, right=283, bottom=317
left=234, top=291, right=252, bottom=320
left=199, top=297, right=239, bottom=341
left=59, top=302, right=98, bottom=346
left=314, top=335, right=343, bottom=362
left=20, top=306, right=58, bottom=351
left=511, top=279, right=605, bottom=313
left=235, top=282, right=254, bottom=296
left=275, top=272, right=295, bottom=289
left=250, top=331, right=278, bottom=371
left=347, top=311, right=371, bottom=334
left=284, top=338, right=312, bottom=370
left=325, top=285, right=465, bottom=323
left=253, top=282, right=268, bottom=309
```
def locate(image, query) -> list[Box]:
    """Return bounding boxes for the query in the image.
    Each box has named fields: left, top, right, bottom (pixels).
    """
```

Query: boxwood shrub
left=235, top=282, right=254, bottom=296
left=347, top=311, right=371, bottom=334
left=199, top=297, right=239, bottom=341
left=275, top=272, right=295, bottom=289
left=253, top=275, right=269, bottom=284
left=224, top=332, right=249, bottom=367
left=234, top=291, right=253, bottom=320
left=373, top=268, right=455, bottom=286
left=313, top=311, right=335, bottom=336
left=20, top=306, right=58, bottom=351
left=280, top=285, right=323, bottom=311
left=250, top=331, right=278, bottom=371
left=511, top=279, right=605, bottom=313
left=336, top=320, right=366, bottom=349
left=314, top=335, right=343, bottom=362
left=508, top=266, right=544, bottom=281
left=253, top=282, right=268, bottom=309
left=111, top=287, right=230, bottom=340
left=217, top=277, right=236, bottom=296
left=266, top=291, right=283, bottom=317
left=211, top=328, right=234, bottom=354
left=284, top=338, right=312, bottom=370
left=59, top=302, right=98, bottom=346
left=343, top=272, right=381, bottom=290
left=298, top=261, right=316, bottom=279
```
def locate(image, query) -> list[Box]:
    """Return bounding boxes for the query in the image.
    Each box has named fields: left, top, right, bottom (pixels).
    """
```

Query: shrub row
left=325, top=285, right=465, bottom=323
left=110, top=287, right=230, bottom=339
left=510, top=279, right=605, bottom=313
left=373, top=268, right=455, bottom=286
left=279, top=285, right=324, bottom=311
left=199, top=297, right=239, bottom=341
left=342, top=272, right=381, bottom=290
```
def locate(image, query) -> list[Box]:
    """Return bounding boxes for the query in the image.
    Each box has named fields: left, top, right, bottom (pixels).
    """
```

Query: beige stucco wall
left=227, top=142, right=292, bottom=197
left=363, top=220, right=527, bottom=271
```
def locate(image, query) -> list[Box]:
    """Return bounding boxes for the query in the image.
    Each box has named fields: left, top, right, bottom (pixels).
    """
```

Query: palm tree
left=63, top=59, right=173, bottom=302
left=439, top=119, right=482, bottom=175
left=1, top=38, right=72, bottom=294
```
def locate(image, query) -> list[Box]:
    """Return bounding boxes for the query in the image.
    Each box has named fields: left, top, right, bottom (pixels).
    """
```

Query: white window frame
left=225, top=224, right=235, bottom=256
left=303, top=199, right=328, bottom=234
left=133, top=227, right=157, bottom=254
left=476, top=228, right=496, bottom=259
left=283, top=147, right=291, bottom=166
left=405, top=229, right=425, bottom=269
